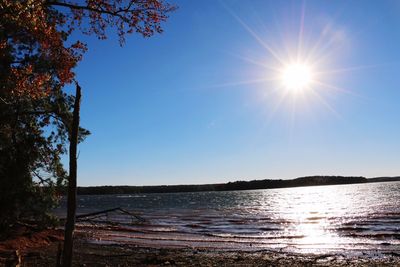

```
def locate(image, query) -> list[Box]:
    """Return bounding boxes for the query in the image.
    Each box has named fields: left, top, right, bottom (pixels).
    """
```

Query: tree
left=1, top=0, right=176, bottom=99
left=0, top=0, right=176, bottom=264
left=62, top=82, right=81, bottom=267
left=0, top=0, right=85, bottom=235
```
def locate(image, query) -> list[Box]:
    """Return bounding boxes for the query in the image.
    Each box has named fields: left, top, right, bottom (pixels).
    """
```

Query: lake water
left=59, top=181, right=400, bottom=254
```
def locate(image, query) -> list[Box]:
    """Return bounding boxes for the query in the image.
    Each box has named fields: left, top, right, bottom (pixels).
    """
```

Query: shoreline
left=76, top=177, right=400, bottom=195
left=22, top=239, right=400, bottom=266
left=1, top=228, right=399, bottom=266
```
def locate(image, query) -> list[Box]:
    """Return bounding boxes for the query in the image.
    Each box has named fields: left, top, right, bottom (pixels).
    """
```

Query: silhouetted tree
left=1, top=0, right=175, bottom=265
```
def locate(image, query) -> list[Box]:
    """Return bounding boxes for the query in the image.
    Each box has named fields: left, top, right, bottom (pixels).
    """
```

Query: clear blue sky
left=71, top=0, right=400, bottom=186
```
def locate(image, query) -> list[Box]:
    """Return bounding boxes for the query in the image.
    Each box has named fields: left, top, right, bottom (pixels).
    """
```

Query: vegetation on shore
left=76, top=176, right=400, bottom=195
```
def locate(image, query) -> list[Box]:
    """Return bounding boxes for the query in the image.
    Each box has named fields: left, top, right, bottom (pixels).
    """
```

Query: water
left=58, top=181, right=400, bottom=254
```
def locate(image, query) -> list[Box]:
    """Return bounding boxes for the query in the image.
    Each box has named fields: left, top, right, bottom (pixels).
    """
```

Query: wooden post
left=62, top=83, right=81, bottom=267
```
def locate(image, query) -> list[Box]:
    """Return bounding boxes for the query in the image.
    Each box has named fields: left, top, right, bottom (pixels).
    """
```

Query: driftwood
left=75, top=207, right=145, bottom=223
left=15, top=221, right=40, bottom=230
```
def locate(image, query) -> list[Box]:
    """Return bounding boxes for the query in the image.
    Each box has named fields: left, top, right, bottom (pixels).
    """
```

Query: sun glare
left=281, top=63, right=313, bottom=92
left=217, top=4, right=361, bottom=118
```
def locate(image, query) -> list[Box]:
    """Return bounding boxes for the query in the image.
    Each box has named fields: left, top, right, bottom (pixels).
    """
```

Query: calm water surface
left=59, top=182, right=400, bottom=254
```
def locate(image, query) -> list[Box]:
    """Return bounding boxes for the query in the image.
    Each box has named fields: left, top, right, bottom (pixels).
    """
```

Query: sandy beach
left=19, top=240, right=400, bottom=266
left=1, top=227, right=400, bottom=267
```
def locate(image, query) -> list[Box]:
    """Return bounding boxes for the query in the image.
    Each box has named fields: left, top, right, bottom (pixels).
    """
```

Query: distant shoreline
left=76, top=176, right=400, bottom=195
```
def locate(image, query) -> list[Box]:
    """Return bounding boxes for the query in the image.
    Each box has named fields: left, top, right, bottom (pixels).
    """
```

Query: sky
left=70, top=0, right=400, bottom=186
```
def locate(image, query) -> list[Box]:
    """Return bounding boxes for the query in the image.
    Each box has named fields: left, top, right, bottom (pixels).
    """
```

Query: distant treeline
left=76, top=176, right=400, bottom=195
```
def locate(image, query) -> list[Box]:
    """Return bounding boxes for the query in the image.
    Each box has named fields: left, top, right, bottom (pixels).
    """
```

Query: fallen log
left=75, top=207, right=145, bottom=223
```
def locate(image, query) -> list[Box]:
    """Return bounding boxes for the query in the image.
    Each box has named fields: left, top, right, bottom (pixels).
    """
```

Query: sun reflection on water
left=273, top=185, right=354, bottom=252
left=70, top=182, right=400, bottom=254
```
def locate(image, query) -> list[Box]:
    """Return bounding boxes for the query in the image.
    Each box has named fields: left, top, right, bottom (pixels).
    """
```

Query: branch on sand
left=75, top=207, right=146, bottom=223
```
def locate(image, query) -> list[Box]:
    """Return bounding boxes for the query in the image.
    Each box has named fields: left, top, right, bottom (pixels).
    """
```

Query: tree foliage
left=0, top=0, right=175, bottom=233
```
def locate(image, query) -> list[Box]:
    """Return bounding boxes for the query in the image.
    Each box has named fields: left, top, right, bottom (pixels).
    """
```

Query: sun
left=281, top=63, right=313, bottom=92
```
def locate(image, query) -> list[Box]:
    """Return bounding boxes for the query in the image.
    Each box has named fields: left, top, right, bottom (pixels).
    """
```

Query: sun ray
left=270, top=90, right=291, bottom=119
left=308, top=21, right=374, bottom=68
left=221, top=3, right=286, bottom=65
left=297, top=0, right=306, bottom=62
left=308, top=88, right=342, bottom=119
left=305, top=22, right=339, bottom=57
left=206, top=77, right=279, bottom=89
left=226, top=52, right=281, bottom=72
left=289, top=93, right=298, bottom=137
left=314, top=64, right=383, bottom=75
left=313, top=80, right=365, bottom=99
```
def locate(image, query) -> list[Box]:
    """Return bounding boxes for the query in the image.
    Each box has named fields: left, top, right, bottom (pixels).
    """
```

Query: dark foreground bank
left=1, top=227, right=399, bottom=266
left=21, top=240, right=400, bottom=267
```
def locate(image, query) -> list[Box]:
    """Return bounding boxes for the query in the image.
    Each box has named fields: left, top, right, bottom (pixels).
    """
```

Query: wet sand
left=1, top=226, right=399, bottom=266
left=1, top=225, right=400, bottom=266
left=19, top=240, right=400, bottom=266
